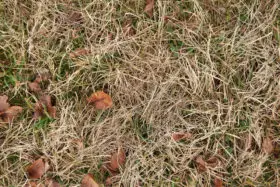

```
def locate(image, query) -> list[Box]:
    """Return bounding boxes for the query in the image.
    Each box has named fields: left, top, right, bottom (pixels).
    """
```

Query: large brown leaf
left=0, top=95, right=10, bottom=112
left=87, top=91, right=113, bottom=110
left=81, top=174, right=99, bottom=187
left=26, top=158, right=49, bottom=179
left=0, top=106, right=23, bottom=123
left=109, top=148, right=126, bottom=171
left=144, top=0, right=155, bottom=18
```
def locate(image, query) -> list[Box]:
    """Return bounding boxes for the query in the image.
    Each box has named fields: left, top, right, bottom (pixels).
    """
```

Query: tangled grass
left=0, top=0, right=280, bottom=186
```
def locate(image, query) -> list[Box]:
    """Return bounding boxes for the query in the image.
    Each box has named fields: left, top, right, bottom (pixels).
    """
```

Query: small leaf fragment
left=144, top=0, right=155, bottom=18
left=87, top=91, right=113, bottom=110
left=45, top=179, right=60, bottom=187
left=81, top=174, right=99, bottom=187
left=0, top=95, right=10, bottom=112
left=262, top=136, right=274, bottom=154
left=214, top=177, right=223, bottom=187
left=109, top=148, right=126, bottom=171
left=69, top=48, right=90, bottom=59
left=33, top=95, right=56, bottom=119
left=26, top=158, right=49, bottom=179
left=172, top=132, right=192, bottom=141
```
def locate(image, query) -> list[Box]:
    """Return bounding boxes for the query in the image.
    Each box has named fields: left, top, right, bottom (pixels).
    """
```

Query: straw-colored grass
left=1, top=0, right=280, bottom=186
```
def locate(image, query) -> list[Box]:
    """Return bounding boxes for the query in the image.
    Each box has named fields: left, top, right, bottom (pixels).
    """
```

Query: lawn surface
left=1, top=0, right=280, bottom=186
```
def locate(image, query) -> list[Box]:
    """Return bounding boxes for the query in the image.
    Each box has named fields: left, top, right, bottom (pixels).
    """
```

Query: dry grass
left=1, top=0, right=280, bottom=186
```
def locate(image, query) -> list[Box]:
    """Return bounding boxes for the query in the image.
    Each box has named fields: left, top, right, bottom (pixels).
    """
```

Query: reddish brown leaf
left=206, top=156, right=219, bottom=168
left=195, top=156, right=207, bottom=172
left=28, top=82, right=42, bottom=93
left=69, top=48, right=90, bottom=58
left=24, top=181, right=37, bottom=187
left=45, top=179, right=60, bottom=187
left=172, top=132, right=192, bottom=141
left=214, top=177, right=223, bottom=187
left=144, top=0, right=155, bottom=18
left=26, top=159, right=49, bottom=179
left=105, top=177, right=113, bottom=186
left=0, top=95, right=10, bottom=112
left=262, top=137, right=274, bottom=154
left=109, top=148, right=126, bottom=171
left=33, top=95, right=56, bottom=119
left=34, top=72, right=50, bottom=83
left=0, top=106, right=23, bottom=122
left=81, top=174, right=99, bottom=187
left=87, top=91, right=113, bottom=110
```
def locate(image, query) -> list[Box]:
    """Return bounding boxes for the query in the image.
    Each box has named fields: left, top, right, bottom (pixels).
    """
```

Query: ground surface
left=0, top=0, right=280, bottom=186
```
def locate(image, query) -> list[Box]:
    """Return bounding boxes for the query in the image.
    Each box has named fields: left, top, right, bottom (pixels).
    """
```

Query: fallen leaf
left=24, top=181, right=37, bottom=187
left=33, top=95, right=56, bottom=119
left=105, top=177, right=113, bottom=186
left=45, top=179, right=60, bottom=187
left=81, top=174, right=99, bottom=187
left=109, top=148, right=126, bottom=171
left=195, top=156, right=219, bottom=172
left=72, top=139, right=84, bottom=150
left=262, top=136, right=274, bottom=154
left=28, top=82, right=42, bottom=93
left=0, top=95, right=10, bottom=112
left=26, top=158, right=49, bottom=179
left=172, top=132, right=192, bottom=141
left=214, top=177, right=223, bottom=187
left=122, top=19, right=135, bottom=36
left=144, top=0, right=155, bottom=18
left=69, top=48, right=90, bottom=59
left=34, top=72, right=50, bottom=83
left=206, top=156, right=219, bottom=168
left=87, top=91, right=113, bottom=110
left=0, top=106, right=23, bottom=123
left=68, top=12, right=83, bottom=23
left=195, top=156, right=207, bottom=172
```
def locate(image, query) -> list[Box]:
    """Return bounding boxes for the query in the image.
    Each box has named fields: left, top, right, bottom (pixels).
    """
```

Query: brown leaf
left=206, top=156, right=219, bottom=168
left=262, top=137, right=274, bottom=154
left=69, top=48, right=90, bottom=59
left=24, top=181, right=38, bottom=187
left=68, top=12, right=83, bottom=23
left=26, top=158, right=49, bottom=179
left=87, top=91, right=113, bottom=110
left=122, top=19, right=135, bottom=36
left=0, top=95, right=10, bottom=112
left=72, top=139, right=84, bottom=150
left=45, top=179, right=60, bottom=187
left=109, top=148, right=126, bottom=171
left=0, top=106, right=23, bottom=123
left=195, top=156, right=207, bottom=172
left=34, top=72, right=50, bottom=83
left=105, top=177, right=113, bottom=186
left=144, top=0, right=155, bottom=18
left=172, top=132, right=192, bottom=141
left=214, top=177, right=223, bottom=187
left=28, top=82, right=42, bottom=93
left=81, top=174, right=99, bottom=187
left=33, top=95, right=56, bottom=119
